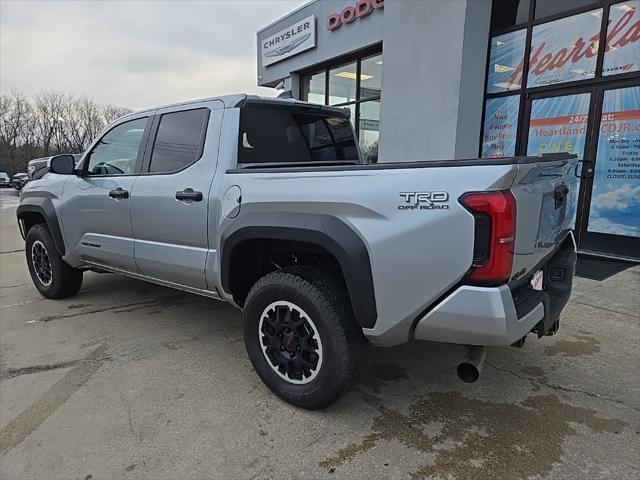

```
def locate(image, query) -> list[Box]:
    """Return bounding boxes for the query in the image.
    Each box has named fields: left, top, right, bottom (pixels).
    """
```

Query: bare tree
left=102, top=104, right=132, bottom=125
left=0, top=90, right=131, bottom=176
left=33, top=91, right=67, bottom=156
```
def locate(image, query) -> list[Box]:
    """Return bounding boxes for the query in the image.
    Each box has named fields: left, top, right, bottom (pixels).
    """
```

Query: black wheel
left=25, top=224, right=83, bottom=299
left=243, top=266, right=368, bottom=409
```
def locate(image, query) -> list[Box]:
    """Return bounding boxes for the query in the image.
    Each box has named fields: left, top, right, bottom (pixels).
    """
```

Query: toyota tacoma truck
left=17, top=95, right=578, bottom=409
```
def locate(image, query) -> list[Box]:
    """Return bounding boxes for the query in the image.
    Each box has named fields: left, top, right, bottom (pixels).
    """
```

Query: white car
left=0, top=171, right=11, bottom=188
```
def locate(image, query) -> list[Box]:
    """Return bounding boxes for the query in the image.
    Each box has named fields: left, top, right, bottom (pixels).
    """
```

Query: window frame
left=298, top=44, right=382, bottom=142
left=480, top=0, right=640, bottom=158
left=82, top=115, right=152, bottom=178
left=139, top=107, right=211, bottom=176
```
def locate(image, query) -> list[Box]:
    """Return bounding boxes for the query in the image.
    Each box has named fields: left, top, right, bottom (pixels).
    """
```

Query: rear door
left=129, top=101, right=223, bottom=289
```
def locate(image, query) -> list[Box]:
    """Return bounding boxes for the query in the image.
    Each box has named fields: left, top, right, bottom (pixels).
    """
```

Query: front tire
left=25, top=224, right=83, bottom=299
left=243, top=266, right=368, bottom=409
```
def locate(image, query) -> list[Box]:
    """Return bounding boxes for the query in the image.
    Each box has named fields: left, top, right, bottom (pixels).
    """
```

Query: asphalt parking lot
left=0, top=187, right=638, bottom=480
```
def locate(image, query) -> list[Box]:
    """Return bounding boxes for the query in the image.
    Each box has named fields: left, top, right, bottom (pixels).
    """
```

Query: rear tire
left=26, top=224, right=83, bottom=299
left=243, top=266, right=368, bottom=409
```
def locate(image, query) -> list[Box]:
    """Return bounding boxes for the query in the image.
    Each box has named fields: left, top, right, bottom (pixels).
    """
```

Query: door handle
left=108, top=187, right=129, bottom=199
left=175, top=188, right=203, bottom=202
left=574, top=160, right=594, bottom=179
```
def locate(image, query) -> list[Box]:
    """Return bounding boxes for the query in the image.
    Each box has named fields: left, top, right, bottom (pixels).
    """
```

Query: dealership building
left=256, top=0, right=639, bottom=268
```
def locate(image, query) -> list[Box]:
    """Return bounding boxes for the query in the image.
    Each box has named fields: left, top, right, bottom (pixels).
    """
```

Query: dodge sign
left=261, top=15, right=316, bottom=67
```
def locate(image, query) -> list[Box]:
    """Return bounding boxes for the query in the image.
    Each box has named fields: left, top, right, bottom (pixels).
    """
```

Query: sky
left=0, top=0, right=305, bottom=110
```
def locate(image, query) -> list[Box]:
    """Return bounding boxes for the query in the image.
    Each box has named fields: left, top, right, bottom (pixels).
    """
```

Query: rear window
left=238, top=105, right=360, bottom=165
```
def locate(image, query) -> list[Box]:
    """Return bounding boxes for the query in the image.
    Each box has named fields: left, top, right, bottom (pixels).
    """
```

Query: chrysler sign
left=262, top=15, right=316, bottom=67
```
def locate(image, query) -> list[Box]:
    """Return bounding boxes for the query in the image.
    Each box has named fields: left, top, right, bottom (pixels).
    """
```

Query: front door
left=523, top=81, right=640, bottom=261
left=60, top=115, right=151, bottom=272
left=129, top=105, right=219, bottom=290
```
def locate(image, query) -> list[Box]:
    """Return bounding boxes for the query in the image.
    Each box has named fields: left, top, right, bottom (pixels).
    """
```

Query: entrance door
left=523, top=80, right=640, bottom=261
left=576, top=82, right=640, bottom=259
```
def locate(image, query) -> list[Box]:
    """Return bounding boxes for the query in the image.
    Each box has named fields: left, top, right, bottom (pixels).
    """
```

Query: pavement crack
left=1, top=282, right=29, bottom=289
left=0, top=249, right=25, bottom=254
left=485, top=361, right=640, bottom=413
left=568, top=299, right=639, bottom=320
left=0, top=343, right=109, bottom=455
left=39, top=299, right=164, bottom=322
left=121, top=393, right=143, bottom=444
left=0, top=357, right=111, bottom=380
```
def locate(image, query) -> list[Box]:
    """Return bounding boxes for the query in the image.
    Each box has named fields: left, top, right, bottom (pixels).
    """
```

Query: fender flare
left=220, top=213, right=377, bottom=329
left=16, top=200, right=66, bottom=256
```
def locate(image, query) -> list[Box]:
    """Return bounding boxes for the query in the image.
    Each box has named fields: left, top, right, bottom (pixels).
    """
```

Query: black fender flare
left=16, top=199, right=66, bottom=256
left=220, top=213, right=377, bottom=329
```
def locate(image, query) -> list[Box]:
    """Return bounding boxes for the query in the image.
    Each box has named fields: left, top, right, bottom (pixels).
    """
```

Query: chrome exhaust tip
left=456, top=345, right=486, bottom=383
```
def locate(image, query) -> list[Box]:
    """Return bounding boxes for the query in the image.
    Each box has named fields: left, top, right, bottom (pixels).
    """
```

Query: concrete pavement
left=0, top=187, right=638, bottom=480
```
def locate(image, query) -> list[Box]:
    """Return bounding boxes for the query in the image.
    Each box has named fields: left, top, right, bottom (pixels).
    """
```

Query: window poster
left=587, top=86, right=640, bottom=238
left=526, top=9, right=603, bottom=87
left=482, top=95, right=520, bottom=158
left=603, top=0, right=640, bottom=76
left=487, top=29, right=526, bottom=93
left=527, top=93, right=591, bottom=158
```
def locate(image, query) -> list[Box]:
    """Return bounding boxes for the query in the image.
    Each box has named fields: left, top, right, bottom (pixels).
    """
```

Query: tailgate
left=509, top=154, right=579, bottom=284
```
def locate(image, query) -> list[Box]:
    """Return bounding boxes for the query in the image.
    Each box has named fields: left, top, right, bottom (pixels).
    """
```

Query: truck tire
left=25, top=224, right=83, bottom=299
left=243, top=266, right=368, bottom=409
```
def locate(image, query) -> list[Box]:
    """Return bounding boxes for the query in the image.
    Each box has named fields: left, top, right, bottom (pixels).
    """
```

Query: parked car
left=0, top=171, right=10, bottom=188
left=28, top=154, right=82, bottom=181
left=16, top=94, right=579, bottom=409
left=12, top=173, right=28, bottom=190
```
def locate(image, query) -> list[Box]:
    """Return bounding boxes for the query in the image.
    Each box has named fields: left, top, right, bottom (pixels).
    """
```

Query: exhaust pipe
left=456, top=345, right=486, bottom=383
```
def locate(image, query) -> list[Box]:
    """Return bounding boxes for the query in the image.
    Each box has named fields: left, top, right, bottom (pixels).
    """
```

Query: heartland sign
left=509, top=5, right=640, bottom=87
left=262, top=15, right=316, bottom=67
left=327, top=0, right=384, bottom=31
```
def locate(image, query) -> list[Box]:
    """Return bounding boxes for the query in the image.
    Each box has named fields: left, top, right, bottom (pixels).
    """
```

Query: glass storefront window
left=527, top=93, right=591, bottom=158
left=487, top=29, right=527, bottom=93
left=603, top=1, right=640, bottom=76
left=329, top=62, right=357, bottom=105
left=482, top=95, right=520, bottom=157
left=301, top=71, right=326, bottom=104
left=535, top=0, right=599, bottom=20
left=359, top=100, right=380, bottom=163
left=587, top=85, right=640, bottom=237
left=490, top=0, right=531, bottom=32
left=300, top=50, right=381, bottom=162
left=527, top=9, right=603, bottom=87
left=359, top=54, right=382, bottom=100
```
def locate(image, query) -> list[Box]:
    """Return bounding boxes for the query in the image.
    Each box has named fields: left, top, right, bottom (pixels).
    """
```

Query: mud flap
left=534, top=238, right=577, bottom=337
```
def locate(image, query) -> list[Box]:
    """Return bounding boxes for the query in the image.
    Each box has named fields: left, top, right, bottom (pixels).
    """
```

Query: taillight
left=460, top=190, right=516, bottom=286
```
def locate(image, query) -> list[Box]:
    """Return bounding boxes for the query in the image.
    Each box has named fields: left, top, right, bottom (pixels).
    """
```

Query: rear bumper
left=413, top=239, right=576, bottom=346
left=413, top=284, right=544, bottom=346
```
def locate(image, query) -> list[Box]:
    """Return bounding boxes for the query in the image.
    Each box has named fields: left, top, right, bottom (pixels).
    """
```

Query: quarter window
left=86, top=117, right=147, bottom=176
left=148, top=108, right=208, bottom=173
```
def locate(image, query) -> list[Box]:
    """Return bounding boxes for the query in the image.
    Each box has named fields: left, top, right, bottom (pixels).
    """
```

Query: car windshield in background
left=238, top=105, right=360, bottom=166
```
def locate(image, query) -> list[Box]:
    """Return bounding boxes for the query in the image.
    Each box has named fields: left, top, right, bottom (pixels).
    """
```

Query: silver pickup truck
left=17, top=95, right=578, bottom=409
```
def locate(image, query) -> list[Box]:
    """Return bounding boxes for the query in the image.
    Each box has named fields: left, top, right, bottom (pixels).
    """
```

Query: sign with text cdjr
left=261, top=15, right=316, bottom=67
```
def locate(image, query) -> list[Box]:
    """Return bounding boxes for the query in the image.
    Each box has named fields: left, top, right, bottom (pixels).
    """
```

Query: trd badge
left=398, top=192, right=450, bottom=210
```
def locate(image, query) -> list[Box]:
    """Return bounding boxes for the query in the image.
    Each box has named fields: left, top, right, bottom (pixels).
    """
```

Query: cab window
left=147, top=108, right=209, bottom=173
left=86, top=117, right=147, bottom=176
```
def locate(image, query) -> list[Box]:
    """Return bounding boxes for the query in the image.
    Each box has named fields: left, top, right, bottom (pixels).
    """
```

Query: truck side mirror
left=48, top=155, right=76, bottom=175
